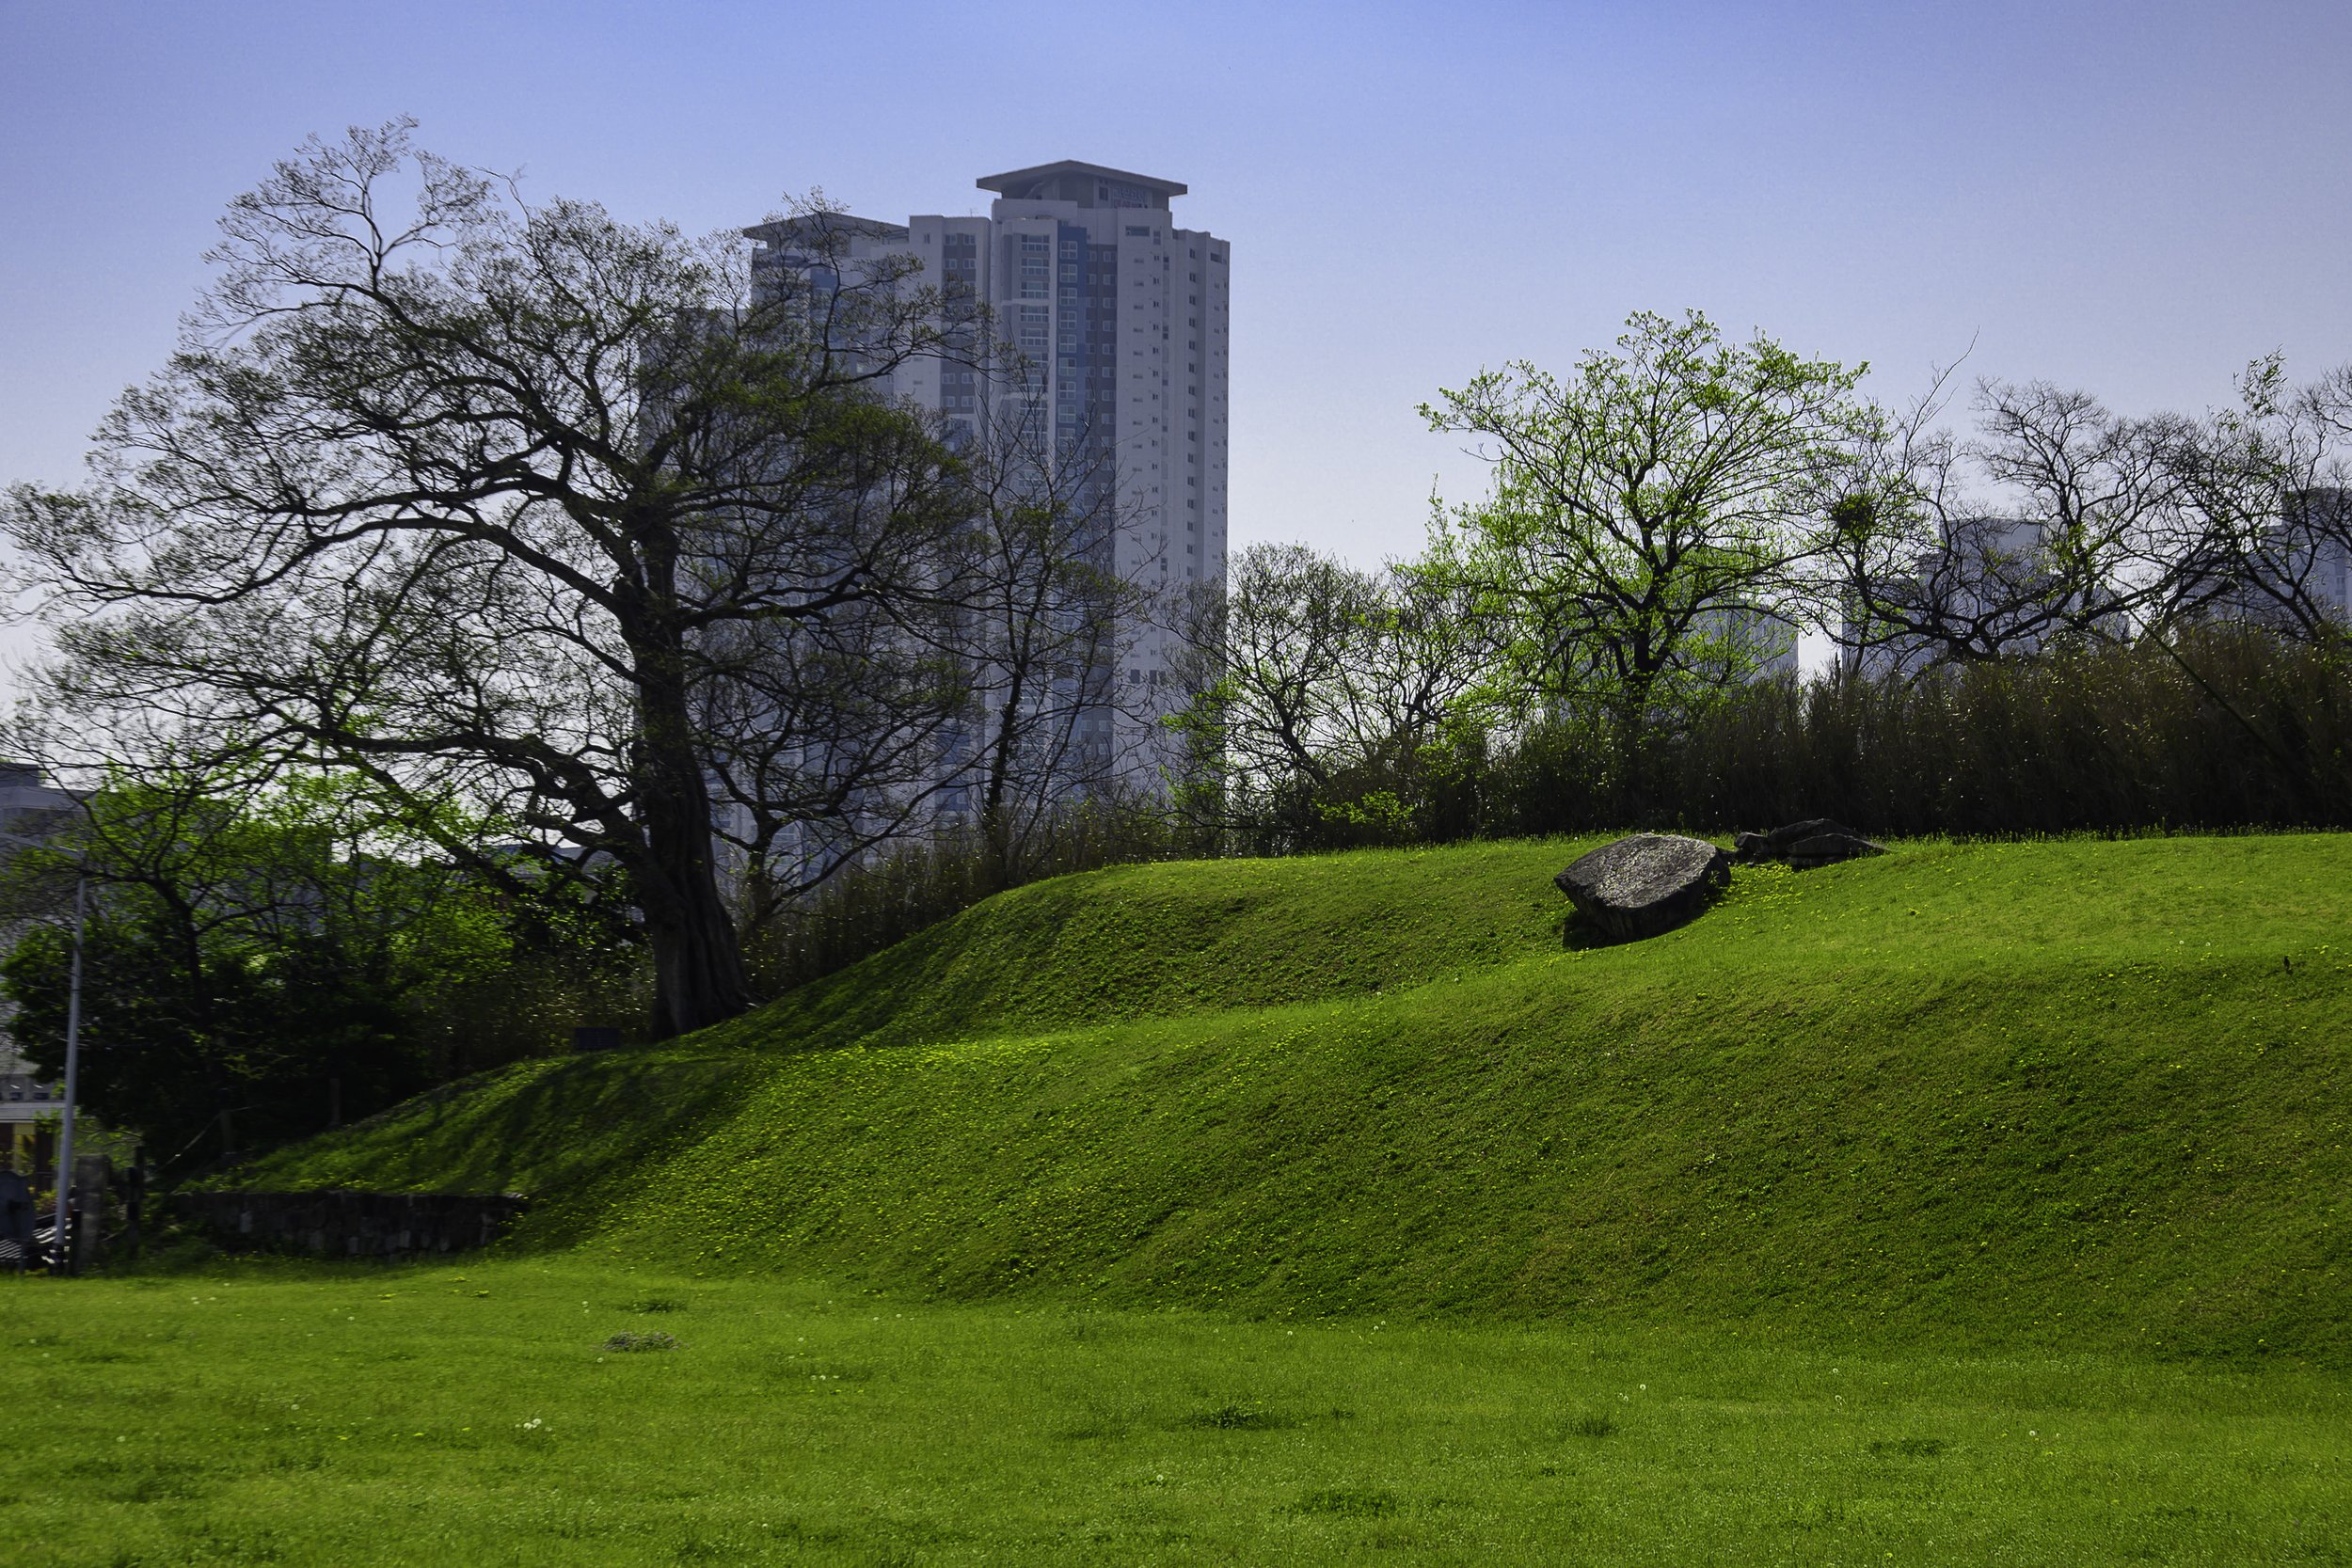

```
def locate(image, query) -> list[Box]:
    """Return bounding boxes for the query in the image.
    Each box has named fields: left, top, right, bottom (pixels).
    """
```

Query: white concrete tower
left=965, top=162, right=1228, bottom=781
left=744, top=161, right=1229, bottom=792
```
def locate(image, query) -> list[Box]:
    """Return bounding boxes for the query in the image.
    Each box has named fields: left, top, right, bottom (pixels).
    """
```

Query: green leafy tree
left=0, top=772, right=516, bottom=1169
left=1423, top=309, right=1879, bottom=816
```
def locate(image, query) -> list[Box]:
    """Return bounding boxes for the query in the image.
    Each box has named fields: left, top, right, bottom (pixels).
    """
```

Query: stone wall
left=171, top=1190, right=531, bottom=1259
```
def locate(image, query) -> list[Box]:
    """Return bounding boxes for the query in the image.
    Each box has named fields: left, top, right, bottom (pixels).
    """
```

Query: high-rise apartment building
left=743, top=160, right=1229, bottom=791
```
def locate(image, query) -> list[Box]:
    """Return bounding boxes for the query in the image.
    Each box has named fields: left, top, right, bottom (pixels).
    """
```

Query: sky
left=5, top=0, right=2350, bottom=589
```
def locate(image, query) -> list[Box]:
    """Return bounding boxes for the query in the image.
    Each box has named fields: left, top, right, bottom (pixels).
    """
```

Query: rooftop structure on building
left=974, top=162, right=1188, bottom=205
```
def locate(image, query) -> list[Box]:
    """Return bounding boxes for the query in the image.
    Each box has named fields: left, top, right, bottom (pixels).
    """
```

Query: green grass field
left=12, top=832, right=2352, bottom=1563
left=7, top=1258, right=2349, bottom=1566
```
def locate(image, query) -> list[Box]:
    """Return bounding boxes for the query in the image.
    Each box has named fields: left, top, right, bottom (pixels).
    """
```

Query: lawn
left=30, top=832, right=2352, bottom=1563
left=6, top=1257, right=2347, bottom=1566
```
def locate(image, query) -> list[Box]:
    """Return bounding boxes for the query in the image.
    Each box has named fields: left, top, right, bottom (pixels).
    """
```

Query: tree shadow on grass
left=240, top=1046, right=760, bottom=1251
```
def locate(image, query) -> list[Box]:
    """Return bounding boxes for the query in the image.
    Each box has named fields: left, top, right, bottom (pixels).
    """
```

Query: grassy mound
left=244, top=835, right=2352, bottom=1358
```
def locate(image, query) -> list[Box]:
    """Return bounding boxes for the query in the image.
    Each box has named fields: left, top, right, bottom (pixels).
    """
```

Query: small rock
left=1732, top=818, right=1888, bottom=869
left=1554, top=833, right=1732, bottom=942
left=1781, top=832, right=1885, bottom=869
left=1764, top=817, right=1860, bottom=849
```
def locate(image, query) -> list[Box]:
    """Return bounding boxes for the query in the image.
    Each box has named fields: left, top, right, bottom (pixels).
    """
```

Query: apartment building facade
left=742, top=160, right=1230, bottom=795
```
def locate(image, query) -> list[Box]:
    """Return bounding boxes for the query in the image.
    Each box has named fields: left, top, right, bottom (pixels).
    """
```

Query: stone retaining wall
left=172, top=1190, right=531, bottom=1259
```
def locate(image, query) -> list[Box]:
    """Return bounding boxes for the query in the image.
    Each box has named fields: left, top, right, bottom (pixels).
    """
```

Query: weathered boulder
left=1781, top=831, right=1885, bottom=869
left=1733, top=818, right=1888, bottom=869
left=1764, top=817, right=1859, bottom=849
left=1553, top=833, right=1732, bottom=942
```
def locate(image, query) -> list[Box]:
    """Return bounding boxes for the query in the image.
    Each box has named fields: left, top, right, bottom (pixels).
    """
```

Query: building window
left=1016, top=305, right=1049, bottom=356
left=1017, top=234, right=1050, bottom=299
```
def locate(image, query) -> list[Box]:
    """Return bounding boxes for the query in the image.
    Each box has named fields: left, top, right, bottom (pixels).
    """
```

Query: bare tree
left=1, top=121, right=983, bottom=1037
left=1168, top=543, right=1502, bottom=847
left=945, top=400, right=1157, bottom=889
left=1177, top=543, right=1376, bottom=815
left=2145, top=356, right=2352, bottom=645
left=1834, top=380, right=2169, bottom=673
left=1837, top=361, right=2352, bottom=677
left=694, top=568, right=974, bottom=932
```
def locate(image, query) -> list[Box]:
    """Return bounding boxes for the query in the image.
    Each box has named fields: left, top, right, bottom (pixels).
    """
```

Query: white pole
left=51, top=875, right=86, bottom=1272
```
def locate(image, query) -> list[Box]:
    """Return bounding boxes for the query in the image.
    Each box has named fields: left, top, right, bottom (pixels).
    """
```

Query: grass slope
left=246, top=835, right=2352, bottom=1358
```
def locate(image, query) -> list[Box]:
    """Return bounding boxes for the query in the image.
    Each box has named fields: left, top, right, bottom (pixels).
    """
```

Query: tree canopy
left=0, top=772, right=526, bottom=1169
left=1423, top=309, right=1881, bottom=812
left=3, top=121, right=986, bottom=1036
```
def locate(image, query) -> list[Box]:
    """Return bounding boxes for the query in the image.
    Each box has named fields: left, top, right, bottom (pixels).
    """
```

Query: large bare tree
left=1833, top=380, right=2168, bottom=673
left=2, top=121, right=982, bottom=1037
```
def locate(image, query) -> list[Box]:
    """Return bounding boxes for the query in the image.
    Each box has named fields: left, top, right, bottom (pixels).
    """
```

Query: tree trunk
left=634, top=735, right=755, bottom=1038
left=643, top=884, right=753, bottom=1037
left=978, top=663, right=1028, bottom=895
left=626, top=592, right=756, bottom=1039
left=1609, top=677, right=1650, bottom=827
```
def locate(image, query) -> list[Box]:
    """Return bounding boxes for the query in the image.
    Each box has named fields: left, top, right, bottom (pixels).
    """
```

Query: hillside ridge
left=242, top=834, right=2352, bottom=1358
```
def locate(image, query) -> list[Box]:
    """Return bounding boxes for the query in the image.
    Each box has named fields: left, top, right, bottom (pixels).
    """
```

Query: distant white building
left=1840, top=515, right=2127, bottom=679
left=743, top=160, right=1230, bottom=790
left=2174, top=487, right=2352, bottom=634
left=0, top=762, right=78, bottom=1175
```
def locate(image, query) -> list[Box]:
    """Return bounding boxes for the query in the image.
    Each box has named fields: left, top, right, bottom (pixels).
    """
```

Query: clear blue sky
left=5, top=0, right=2349, bottom=574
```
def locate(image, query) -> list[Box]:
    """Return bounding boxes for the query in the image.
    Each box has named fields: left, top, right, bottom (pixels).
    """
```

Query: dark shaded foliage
left=751, top=629, right=2348, bottom=993
left=4, top=915, right=430, bottom=1172
left=1487, top=627, right=2351, bottom=838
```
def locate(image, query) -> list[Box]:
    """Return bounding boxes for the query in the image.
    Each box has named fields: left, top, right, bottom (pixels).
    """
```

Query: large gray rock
left=1553, top=833, right=1732, bottom=942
